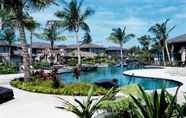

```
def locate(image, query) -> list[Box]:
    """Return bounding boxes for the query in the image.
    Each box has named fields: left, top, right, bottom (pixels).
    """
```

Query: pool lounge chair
left=0, top=87, right=14, bottom=104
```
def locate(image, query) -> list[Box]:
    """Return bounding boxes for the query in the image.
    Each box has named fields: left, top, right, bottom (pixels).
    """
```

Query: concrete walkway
left=124, top=67, right=186, bottom=104
left=0, top=74, right=77, bottom=118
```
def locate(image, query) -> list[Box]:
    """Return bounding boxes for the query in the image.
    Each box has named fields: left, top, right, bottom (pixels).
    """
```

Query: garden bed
left=10, top=79, right=108, bottom=96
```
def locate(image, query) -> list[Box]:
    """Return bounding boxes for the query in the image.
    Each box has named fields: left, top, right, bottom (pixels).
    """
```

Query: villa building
left=106, top=47, right=128, bottom=59
left=0, top=41, right=129, bottom=64
left=169, top=34, right=186, bottom=65
left=64, top=43, right=106, bottom=56
left=0, top=40, right=21, bottom=63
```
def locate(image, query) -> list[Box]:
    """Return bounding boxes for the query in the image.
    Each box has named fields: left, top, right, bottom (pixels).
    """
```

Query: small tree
left=137, top=35, right=152, bottom=62
left=108, top=26, right=135, bottom=64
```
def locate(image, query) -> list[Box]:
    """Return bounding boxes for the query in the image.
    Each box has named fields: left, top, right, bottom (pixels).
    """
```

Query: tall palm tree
left=35, top=20, right=66, bottom=65
left=149, top=19, right=175, bottom=65
left=55, top=0, right=94, bottom=65
left=108, top=26, right=135, bottom=64
left=2, top=0, right=55, bottom=81
left=24, top=17, right=40, bottom=64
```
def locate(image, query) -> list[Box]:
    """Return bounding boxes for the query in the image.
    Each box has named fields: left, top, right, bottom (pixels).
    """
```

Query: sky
left=30, top=0, right=186, bottom=48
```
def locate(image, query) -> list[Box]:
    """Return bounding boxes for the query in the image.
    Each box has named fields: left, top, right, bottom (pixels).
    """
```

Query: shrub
left=100, top=97, right=136, bottom=118
left=10, top=79, right=108, bottom=96
left=32, top=60, right=50, bottom=69
left=66, top=58, right=77, bottom=66
left=0, top=63, right=17, bottom=74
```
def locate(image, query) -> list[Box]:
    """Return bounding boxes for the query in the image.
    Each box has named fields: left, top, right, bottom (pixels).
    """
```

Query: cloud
left=175, top=13, right=186, bottom=19
left=159, top=6, right=177, bottom=13
left=31, top=12, right=59, bottom=25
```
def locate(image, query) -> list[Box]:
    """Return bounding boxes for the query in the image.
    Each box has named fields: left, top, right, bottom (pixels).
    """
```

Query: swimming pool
left=58, top=66, right=181, bottom=90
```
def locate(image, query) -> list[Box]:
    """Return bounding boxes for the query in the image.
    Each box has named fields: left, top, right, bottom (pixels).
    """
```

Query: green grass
left=0, top=63, right=17, bottom=74
left=100, top=97, right=131, bottom=111
left=119, top=84, right=141, bottom=96
left=10, top=79, right=108, bottom=96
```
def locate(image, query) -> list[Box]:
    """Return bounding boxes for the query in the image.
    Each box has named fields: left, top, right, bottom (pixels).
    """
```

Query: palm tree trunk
left=171, top=45, right=175, bottom=65
left=165, top=40, right=171, bottom=64
left=50, top=40, right=54, bottom=65
left=161, top=47, right=166, bottom=66
left=120, top=44, right=123, bottom=65
left=8, top=46, right=11, bottom=63
left=19, top=24, right=31, bottom=81
left=30, top=32, right=33, bottom=64
left=75, top=31, right=81, bottom=65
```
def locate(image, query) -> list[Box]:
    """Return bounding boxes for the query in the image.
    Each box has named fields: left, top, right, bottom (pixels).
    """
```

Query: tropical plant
left=56, top=87, right=117, bottom=118
left=35, top=20, right=66, bottom=65
left=108, top=26, right=135, bottom=64
left=149, top=19, right=175, bottom=66
left=55, top=0, right=94, bottom=65
left=130, top=85, right=181, bottom=118
left=24, top=17, right=40, bottom=64
left=2, top=0, right=56, bottom=81
left=137, top=35, right=152, bottom=62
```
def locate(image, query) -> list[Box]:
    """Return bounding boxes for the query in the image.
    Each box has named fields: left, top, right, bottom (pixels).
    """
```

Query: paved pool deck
left=1, top=67, right=186, bottom=118
left=0, top=74, right=79, bottom=118
left=124, top=67, right=186, bottom=104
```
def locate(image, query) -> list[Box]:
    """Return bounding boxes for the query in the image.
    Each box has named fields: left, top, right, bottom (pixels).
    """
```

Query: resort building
left=28, top=42, right=63, bottom=63
left=106, top=47, right=128, bottom=59
left=0, top=40, right=21, bottom=64
left=64, top=43, right=106, bottom=56
left=169, top=34, right=186, bottom=65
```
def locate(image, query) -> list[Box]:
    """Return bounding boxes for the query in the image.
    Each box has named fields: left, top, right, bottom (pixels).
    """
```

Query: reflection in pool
left=58, top=66, right=181, bottom=90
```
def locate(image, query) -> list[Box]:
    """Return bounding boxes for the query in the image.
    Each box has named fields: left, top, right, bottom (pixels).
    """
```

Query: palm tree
left=24, top=17, right=40, bottom=64
left=149, top=19, right=175, bottom=65
left=55, top=0, right=94, bottom=65
left=137, top=35, right=151, bottom=62
left=138, top=35, right=151, bottom=51
left=2, top=0, right=55, bottom=81
left=81, top=32, right=92, bottom=45
left=57, top=87, right=117, bottom=118
left=35, top=20, right=66, bottom=65
left=108, top=26, right=135, bottom=65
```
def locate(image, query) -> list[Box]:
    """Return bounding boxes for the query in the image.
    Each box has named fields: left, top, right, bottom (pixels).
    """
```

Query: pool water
left=58, top=66, right=180, bottom=90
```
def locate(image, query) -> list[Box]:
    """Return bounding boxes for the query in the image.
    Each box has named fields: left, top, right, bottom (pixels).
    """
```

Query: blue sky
left=30, top=0, right=186, bottom=48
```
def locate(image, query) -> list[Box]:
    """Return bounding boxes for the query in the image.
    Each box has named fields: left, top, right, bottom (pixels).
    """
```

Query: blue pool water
left=58, top=66, right=181, bottom=90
